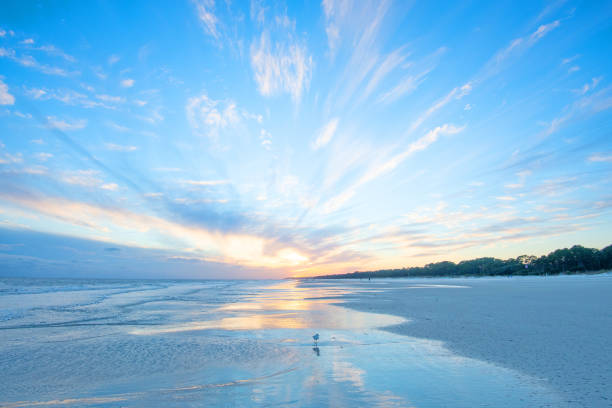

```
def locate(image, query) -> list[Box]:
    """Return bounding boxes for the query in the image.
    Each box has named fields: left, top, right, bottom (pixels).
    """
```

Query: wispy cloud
left=181, top=179, right=230, bottom=186
left=250, top=31, right=313, bottom=102
left=0, top=78, right=15, bottom=105
left=312, top=118, right=339, bottom=150
left=323, top=124, right=465, bottom=213
left=573, top=77, right=602, bottom=95
left=34, top=152, right=53, bottom=161
left=0, top=47, right=69, bottom=76
left=408, top=84, right=471, bottom=133
left=186, top=93, right=241, bottom=139
left=120, top=78, right=134, bottom=88
left=34, top=44, right=76, bottom=63
left=326, top=0, right=394, bottom=110
left=477, top=20, right=561, bottom=84
left=360, top=124, right=465, bottom=185
left=105, top=143, right=138, bottom=152
left=544, top=85, right=612, bottom=137
left=377, top=69, right=429, bottom=105
left=321, top=0, right=352, bottom=57
left=106, top=121, right=130, bottom=132
left=108, top=54, right=120, bottom=65
left=504, top=170, right=531, bottom=189
left=101, top=183, right=118, bottom=191
left=59, top=169, right=102, bottom=187
left=496, top=196, right=517, bottom=201
left=97, top=94, right=125, bottom=103
left=528, top=20, right=561, bottom=44
left=362, top=46, right=409, bottom=102
left=0, top=144, right=23, bottom=164
left=46, top=116, right=87, bottom=131
left=193, top=0, right=220, bottom=40
left=588, top=153, right=612, bottom=163
left=25, top=87, right=116, bottom=109
left=561, top=54, right=579, bottom=65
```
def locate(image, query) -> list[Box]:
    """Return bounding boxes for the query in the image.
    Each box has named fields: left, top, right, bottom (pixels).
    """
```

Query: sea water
left=0, top=278, right=567, bottom=407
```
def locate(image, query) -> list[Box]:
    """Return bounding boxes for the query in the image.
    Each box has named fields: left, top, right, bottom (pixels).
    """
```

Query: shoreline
left=302, top=269, right=612, bottom=280
left=326, top=274, right=612, bottom=407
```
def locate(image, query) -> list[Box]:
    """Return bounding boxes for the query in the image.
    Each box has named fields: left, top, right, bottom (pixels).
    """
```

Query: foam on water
left=0, top=278, right=569, bottom=407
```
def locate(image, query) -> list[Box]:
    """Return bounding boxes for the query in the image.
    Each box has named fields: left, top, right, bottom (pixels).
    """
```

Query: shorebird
left=313, top=333, right=319, bottom=346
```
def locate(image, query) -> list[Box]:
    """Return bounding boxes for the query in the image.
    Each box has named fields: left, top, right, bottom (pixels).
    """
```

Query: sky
left=0, top=0, right=611, bottom=279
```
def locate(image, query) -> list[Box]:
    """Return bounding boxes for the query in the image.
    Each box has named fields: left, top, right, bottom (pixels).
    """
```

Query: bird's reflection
left=312, top=346, right=320, bottom=356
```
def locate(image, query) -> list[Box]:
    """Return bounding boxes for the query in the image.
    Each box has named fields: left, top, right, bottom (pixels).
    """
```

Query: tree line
left=313, top=244, right=612, bottom=279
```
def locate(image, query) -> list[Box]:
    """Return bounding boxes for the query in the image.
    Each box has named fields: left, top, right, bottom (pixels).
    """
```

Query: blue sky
left=0, top=0, right=611, bottom=278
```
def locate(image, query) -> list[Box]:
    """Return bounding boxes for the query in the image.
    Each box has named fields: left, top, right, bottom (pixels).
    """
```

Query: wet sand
left=1, top=278, right=571, bottom=407
left=329, top=274, right=612, bottom=408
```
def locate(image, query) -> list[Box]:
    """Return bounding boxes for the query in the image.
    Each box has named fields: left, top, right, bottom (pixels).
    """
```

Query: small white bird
left=313, top=333, right=319, bottom=345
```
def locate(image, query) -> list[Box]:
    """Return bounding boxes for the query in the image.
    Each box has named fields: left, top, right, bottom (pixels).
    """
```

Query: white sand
left=336, top=274, right=612, bottom=408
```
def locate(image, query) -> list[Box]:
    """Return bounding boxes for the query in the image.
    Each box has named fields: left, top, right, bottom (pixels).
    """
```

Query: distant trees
left=315, top=244, right=612, bottom=279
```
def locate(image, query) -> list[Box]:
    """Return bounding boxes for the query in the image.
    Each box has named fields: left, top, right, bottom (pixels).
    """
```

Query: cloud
left=0, top=149, right=23, bottom=164
left=409, top=83, right=472, bottom=133
left=106, top=121, right=130, bottom=132
left=101, top=183, right=119, bottom=191
left=360, top=124, right=465, bottom=185
left=312, top=118, right=339, bottom=150
left=97, top=94, right=125, bottom=103
left=322, top=188, right=355, bottom=214
left=35, top=45, right=76, bottom=63
left=259, top=129, right=272, bottom=150
left=478, top=20, right=561, bottom=84
left=362, top=47, right=408, bottom=100
left=321, top=0, right=352, bottom=56
left=193, top=0, right=220, bottom=39
left=35, top=152, right=53, bottom=161
left=46, top=116, right=87, bottom=131
left=250, top=31, right=313, bottom=102
left=105, top=143, right=138, bottom=152
left=544, top=85, right=612, bottom=137
left=528, top=20, right=560, bottom=44
left=0, top=192, right=311, bottom=269
left=186, top=93, right=241, bottom=139
left=182, top=179, right=230, bottom=186
left=25, top=87, right=113, bottom=109
left=0, top=78, right=15, bottom=105
left=325, top=0, right=395, bottom=110
left=108, top=54, right=120, bottom=65
left=504, top=170, right=531, bottom=189
left=120, top=78, right=134, bottom=88
left=26, top=87, right=47, bottom=99
left=561, top=54, right=579, bottom=65
left=588, top=153, right=612, bottom=163
left=323, top=124, right=465, bottom=213
left=573, top=77, right=602, bottom=96
left=59, top=170, right=102, bottom=187
left=377, top=72, right=427, bottom=105
left=0, top=47, right=69, bottom=76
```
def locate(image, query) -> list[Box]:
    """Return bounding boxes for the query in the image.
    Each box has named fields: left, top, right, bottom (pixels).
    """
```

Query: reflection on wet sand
left=0, top=279, right=569, bottom=407
left=131, top=280, right=406, bottom=335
